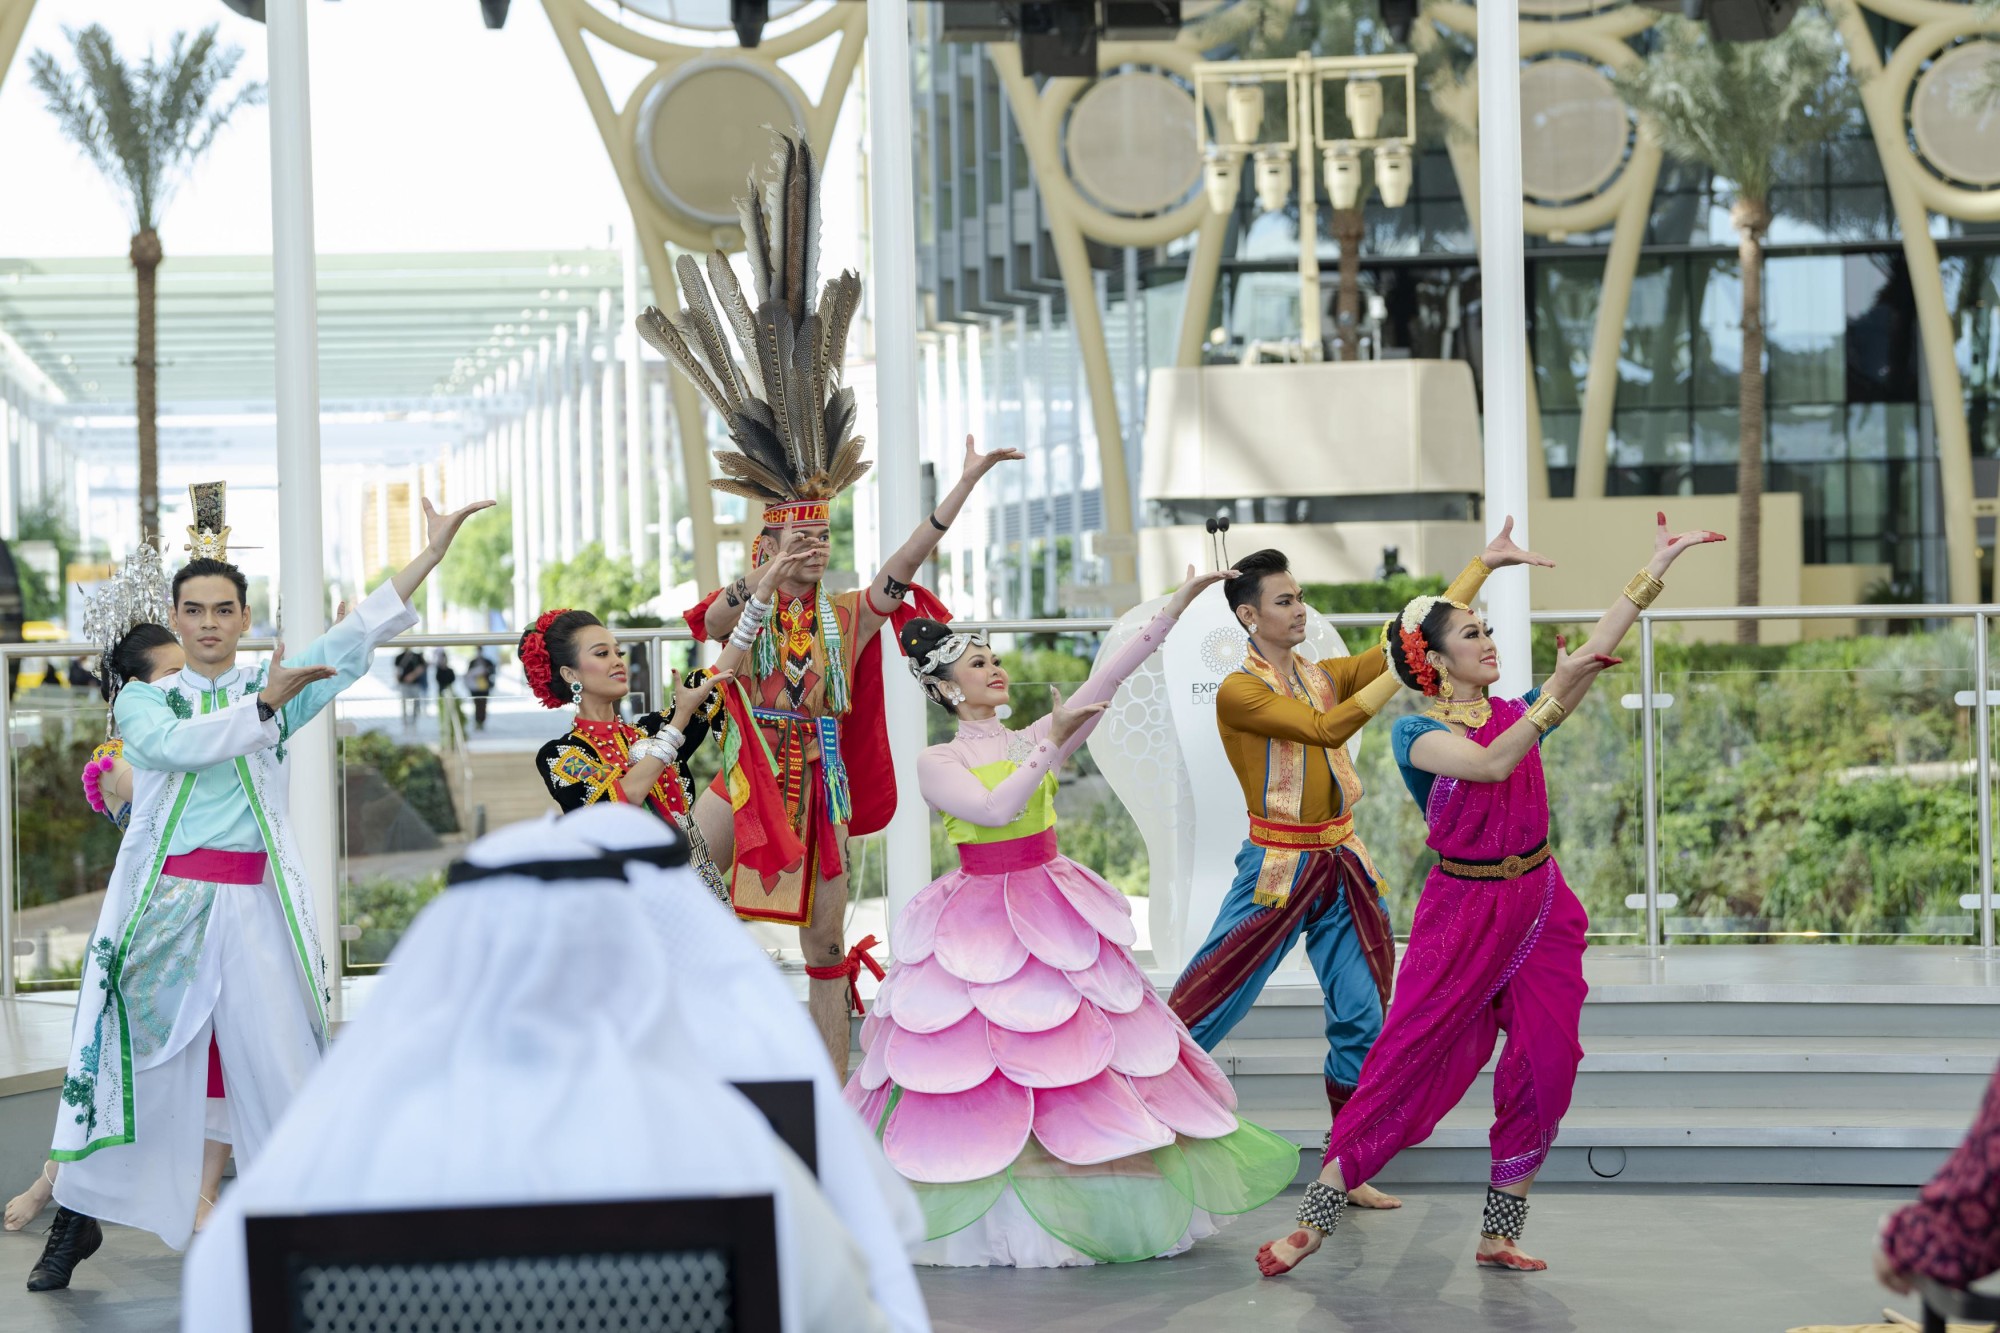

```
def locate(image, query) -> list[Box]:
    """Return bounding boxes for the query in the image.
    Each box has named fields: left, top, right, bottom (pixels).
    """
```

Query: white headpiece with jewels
left=81, top=542, right=173, bottom=700
left=184, top=480, right=232, bottom=563
left=909, top=630, right=990, bottom=684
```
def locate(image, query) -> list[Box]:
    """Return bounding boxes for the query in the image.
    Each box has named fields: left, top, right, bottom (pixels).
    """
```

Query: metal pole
left=1640, top=616, right=1661, bottom=950
left=266, top=0, right=341, bottom=1006
left=1, top=662, right=15, bottom=998
left=1476, top=0, right=1532, bottom=698
left=623, top=227, right=649, bottom=576
left=1977, top=612, right=1994, bottom=950
left=1295, top=58, right=1323, bottom=360
left=868, top=0, right=931, bottom=941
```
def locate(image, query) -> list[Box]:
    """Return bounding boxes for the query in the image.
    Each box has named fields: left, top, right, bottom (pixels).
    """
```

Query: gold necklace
left=1424, top=694, right=1493, bottom=729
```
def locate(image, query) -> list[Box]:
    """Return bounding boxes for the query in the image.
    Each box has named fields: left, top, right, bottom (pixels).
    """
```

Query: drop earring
left=1438, top=674, right=1454, bottom=703
left=570, top=679, right=583, bottom=705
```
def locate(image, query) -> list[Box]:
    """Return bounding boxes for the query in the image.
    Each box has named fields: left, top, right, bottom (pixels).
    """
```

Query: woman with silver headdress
left=844, top=566, right=1302, bottom=1269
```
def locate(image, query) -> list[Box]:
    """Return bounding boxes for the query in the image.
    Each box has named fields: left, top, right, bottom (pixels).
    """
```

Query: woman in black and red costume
left=524, top=547, right=810, bottom=901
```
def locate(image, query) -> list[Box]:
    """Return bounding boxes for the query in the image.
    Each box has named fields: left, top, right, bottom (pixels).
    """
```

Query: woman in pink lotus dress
left=844, top=567, right=1300, bottom=1268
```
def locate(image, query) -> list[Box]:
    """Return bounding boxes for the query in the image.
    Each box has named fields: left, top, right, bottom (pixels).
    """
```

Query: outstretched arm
left=1572, top=511, right=1725, bottom=660
left=1405, top=636, right=1618, bottom=783
left=857, top=435, right=1022, bottom=638
left=390, top=498, right=495, bottom=606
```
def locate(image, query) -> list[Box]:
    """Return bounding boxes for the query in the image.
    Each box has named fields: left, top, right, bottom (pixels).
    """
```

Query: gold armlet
left=1622, top=568, right=1665, bottom=611
left=1525, top=693, right=1567, bottom=734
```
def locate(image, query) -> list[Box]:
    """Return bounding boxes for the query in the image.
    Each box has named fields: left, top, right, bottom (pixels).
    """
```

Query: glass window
left=1532, top=259, right=1600, bottom=411
left=1769, top=404, right=1845, bottom=463
left=1611, top=408, right=1694, bottom=468
left=1692, top=257, right=1744, bottom=408
left=1848, top=403, right=1918, bottom=461
left=1694, top=409, right=1741, bottom=465
left=1766, top=256, right=1846, bottom=406
left=1845, top=254, right=1919, bottom=403
left=1619, top=257, right=1692, bottom=409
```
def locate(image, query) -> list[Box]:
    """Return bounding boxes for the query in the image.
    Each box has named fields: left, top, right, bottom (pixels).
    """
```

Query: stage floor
left=0, top=1181, right=1928, bottom=1333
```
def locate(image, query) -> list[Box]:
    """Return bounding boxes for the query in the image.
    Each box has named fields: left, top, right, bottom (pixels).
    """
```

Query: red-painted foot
left=1475, top=1243, right=1548, bottom=1272
left=1256, top=1229, right=1320, bottom=1277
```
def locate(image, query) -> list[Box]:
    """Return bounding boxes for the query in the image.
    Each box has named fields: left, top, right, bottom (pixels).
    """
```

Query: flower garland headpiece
left=520, top=608, right=573, bottom=710
left=1382, top=593, right=1470, bottom=698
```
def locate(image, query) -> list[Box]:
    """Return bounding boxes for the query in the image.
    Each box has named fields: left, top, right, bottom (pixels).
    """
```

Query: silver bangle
left=630, top=736, right=677, bottom=765
left=728, top=594, right=771, bottom=651
left=659, top=724, right=686, bottom=753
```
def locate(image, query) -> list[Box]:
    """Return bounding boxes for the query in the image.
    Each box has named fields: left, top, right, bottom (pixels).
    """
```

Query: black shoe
left=27, top=1207, right=102, bottom=1292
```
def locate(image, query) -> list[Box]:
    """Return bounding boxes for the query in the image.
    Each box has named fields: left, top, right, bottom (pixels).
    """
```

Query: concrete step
left=1216, top=1035, right=2000, bottom=1112
left=1251, top=1105, right=1971, bottom=1187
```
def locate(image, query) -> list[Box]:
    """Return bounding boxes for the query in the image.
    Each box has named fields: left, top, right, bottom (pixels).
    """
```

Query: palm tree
left=1613, top=11, right=1852, bottom=642
left=1239, top=0, right=1470, bottom=360
left=29, top=25, right=264, bottom=544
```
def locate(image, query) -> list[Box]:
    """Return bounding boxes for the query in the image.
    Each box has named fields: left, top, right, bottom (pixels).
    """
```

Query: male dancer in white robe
left=183, top=819, right=890, bottom=1333
left=35, top=484, right=491, bottom=1289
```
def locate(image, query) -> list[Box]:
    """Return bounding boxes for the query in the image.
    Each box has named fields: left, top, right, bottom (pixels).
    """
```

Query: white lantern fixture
left=1253, top=146, right=1292, bottom=213
left=1225, top=80, right=1267, bottom=145
left=1374, top=142, right=1413, bottom=208
left=1345, top=77, right=1385, bottom=141
left=1322, top=144, right=1363, bottom=210
left=1203, top=148, right=1243, bottom=214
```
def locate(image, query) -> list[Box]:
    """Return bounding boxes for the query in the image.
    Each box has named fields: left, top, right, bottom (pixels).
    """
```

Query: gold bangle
left=1525, top=693, right=1567, bottom=735
left=1623, top=568, right=1665, bottom=611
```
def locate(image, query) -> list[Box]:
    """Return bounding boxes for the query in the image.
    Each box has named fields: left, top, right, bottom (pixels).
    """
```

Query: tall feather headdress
left=636, top=129, right=868, bottom=527
left=81, top=542, right=173, bottom=702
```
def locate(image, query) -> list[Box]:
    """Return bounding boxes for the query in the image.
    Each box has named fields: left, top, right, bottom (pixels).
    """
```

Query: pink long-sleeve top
left=917, top=608, right=1178, bottom=832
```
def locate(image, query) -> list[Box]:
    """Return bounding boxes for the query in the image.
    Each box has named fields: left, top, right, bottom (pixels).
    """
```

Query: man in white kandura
left=182, top=819, right=892, bottom=1333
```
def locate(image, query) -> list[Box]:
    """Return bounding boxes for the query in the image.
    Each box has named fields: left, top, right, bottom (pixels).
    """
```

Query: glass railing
left=6, top=603, right=1998, bottom=993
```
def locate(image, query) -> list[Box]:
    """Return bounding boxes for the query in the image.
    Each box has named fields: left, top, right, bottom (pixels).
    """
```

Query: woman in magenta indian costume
left=843, top=567, right=1300, bottom=1268
left=1257, top=512, right=1723, bottom=1280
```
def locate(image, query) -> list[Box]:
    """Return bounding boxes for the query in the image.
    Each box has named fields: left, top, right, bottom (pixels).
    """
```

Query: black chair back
left=246, top=1195, right=780, bottom=1333
left=1916, top=1274, right=2000, bottom=1333
left=730, top=1078, right=818, bottom=1176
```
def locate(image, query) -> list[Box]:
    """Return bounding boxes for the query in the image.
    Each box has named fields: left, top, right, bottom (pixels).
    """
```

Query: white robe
left=559, top=803, right=931, bottom=1333
left=183, top=823, right=887, bottom=1333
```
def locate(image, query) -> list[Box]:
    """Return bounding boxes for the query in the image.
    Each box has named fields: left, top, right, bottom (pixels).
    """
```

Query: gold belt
left=1436, top=842, right=1551, bottom=882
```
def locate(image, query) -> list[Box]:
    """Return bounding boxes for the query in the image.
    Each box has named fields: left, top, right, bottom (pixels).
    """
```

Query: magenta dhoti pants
left=1323, top=864, right=1588, bottom=1190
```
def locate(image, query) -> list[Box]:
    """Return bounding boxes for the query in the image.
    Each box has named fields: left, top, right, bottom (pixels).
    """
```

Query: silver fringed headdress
left=80, top=543, right=173, bottom=702
left=909, top=630, right=989, bottom=686
left=635, top=130, right=868, bottom=526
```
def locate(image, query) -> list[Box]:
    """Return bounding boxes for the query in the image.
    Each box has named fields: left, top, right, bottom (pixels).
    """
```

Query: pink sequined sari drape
left=1323, top=695, right=1588, bottom=1189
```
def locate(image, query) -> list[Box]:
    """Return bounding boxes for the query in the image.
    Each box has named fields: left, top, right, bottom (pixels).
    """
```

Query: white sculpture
left=1087, top=583, right=1359, bottom=975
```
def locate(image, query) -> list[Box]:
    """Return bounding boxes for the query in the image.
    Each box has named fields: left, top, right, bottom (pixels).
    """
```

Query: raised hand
left=1648, top=510, right=1725, bottom=574
left=756, top=541, right=816, bottom=600
left=259, top=644, right=340, bottom=711
left=961, top=433, right=1026, bottom=482
left=1546, top=633, right=1620, bottom=707
left=672, top=669, right=733, bottom=728
left=1047, top=684, right=1112, bottom=747
left=1166, top=563, right=1238, bottom=618
left=422, top=498, right=497, bottom=556
left=1481, top=516, right=1555, bottom=571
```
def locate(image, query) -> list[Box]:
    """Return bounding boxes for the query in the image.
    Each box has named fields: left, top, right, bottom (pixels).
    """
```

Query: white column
left=576, top=309, right=598, bottom=550
left=555, top=326, right=578, bottom=561
left=266, top=0, right=341, bottom=1007
left=651, top=376, right=674, bottom=605
left=0, top=383, right=16, bottom=541
left=622, top=229, right=648, bottom=571
left=508, top=361, right=532, bottom=628
left=536, top=338, right=558, bottom=575
left=867, top=0, right=930, bottom=936
left=1478, top=0, right=1532, bottom=696
left=600, top=291, right=623, bottom=560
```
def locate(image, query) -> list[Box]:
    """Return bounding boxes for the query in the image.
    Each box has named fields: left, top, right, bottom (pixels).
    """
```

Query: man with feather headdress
left=640, top=131, right=1019, bottom=1076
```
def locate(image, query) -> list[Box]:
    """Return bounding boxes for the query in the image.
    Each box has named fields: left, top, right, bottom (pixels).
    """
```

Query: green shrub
left=342, top=731, right=459, bottom=834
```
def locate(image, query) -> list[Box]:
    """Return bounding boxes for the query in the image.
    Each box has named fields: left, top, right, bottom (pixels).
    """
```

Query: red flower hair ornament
left=1398, top=626, right=1440, bottom=696
left=521, top=608, right=573, bottom=710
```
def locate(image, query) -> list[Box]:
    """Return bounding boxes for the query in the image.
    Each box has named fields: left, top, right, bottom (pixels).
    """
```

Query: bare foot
left=1347, top=1182, right=1402, bottom=1210
left=5, top=1166, right=55, bottom=1231
left=1256, top=1227, right=1323, bottom=1277
left=1475, top=1235, right=1548, bottom=1272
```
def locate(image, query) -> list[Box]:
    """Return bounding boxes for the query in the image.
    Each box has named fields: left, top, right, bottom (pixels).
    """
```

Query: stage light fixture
left=1203, top=150, right=1243, bottom=213
left=1322, top=144, right=1362, bottom=210
left=1345, top=77, right=1384, bottom=141
left=732, top=0, right=769, bottom=48
left=1380, top=0, right=1417, bottom=44
left=1225, top=82, right=1266, bottom=144
left=1253, top=147, right=1292, bottom=214
left=1374, top=142, right=1413, bottom=208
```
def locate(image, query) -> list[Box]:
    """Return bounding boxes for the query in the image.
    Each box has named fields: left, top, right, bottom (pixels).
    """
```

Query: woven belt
left=1247, top=812, right=1354, bottom=851
left=1437, top=842, right=1551, bottom=882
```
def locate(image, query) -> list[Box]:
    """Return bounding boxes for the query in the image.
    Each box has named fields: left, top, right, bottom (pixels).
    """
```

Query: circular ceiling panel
left=1911, top=41, right=2000, bottom=189
left=611, top=0, right=810, bottom=30
left=636, top=61, right=806, bottom=227
left=1519, top=57, right=1630, bottom=204
left=1064, top=70, right=1204, bottom=219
